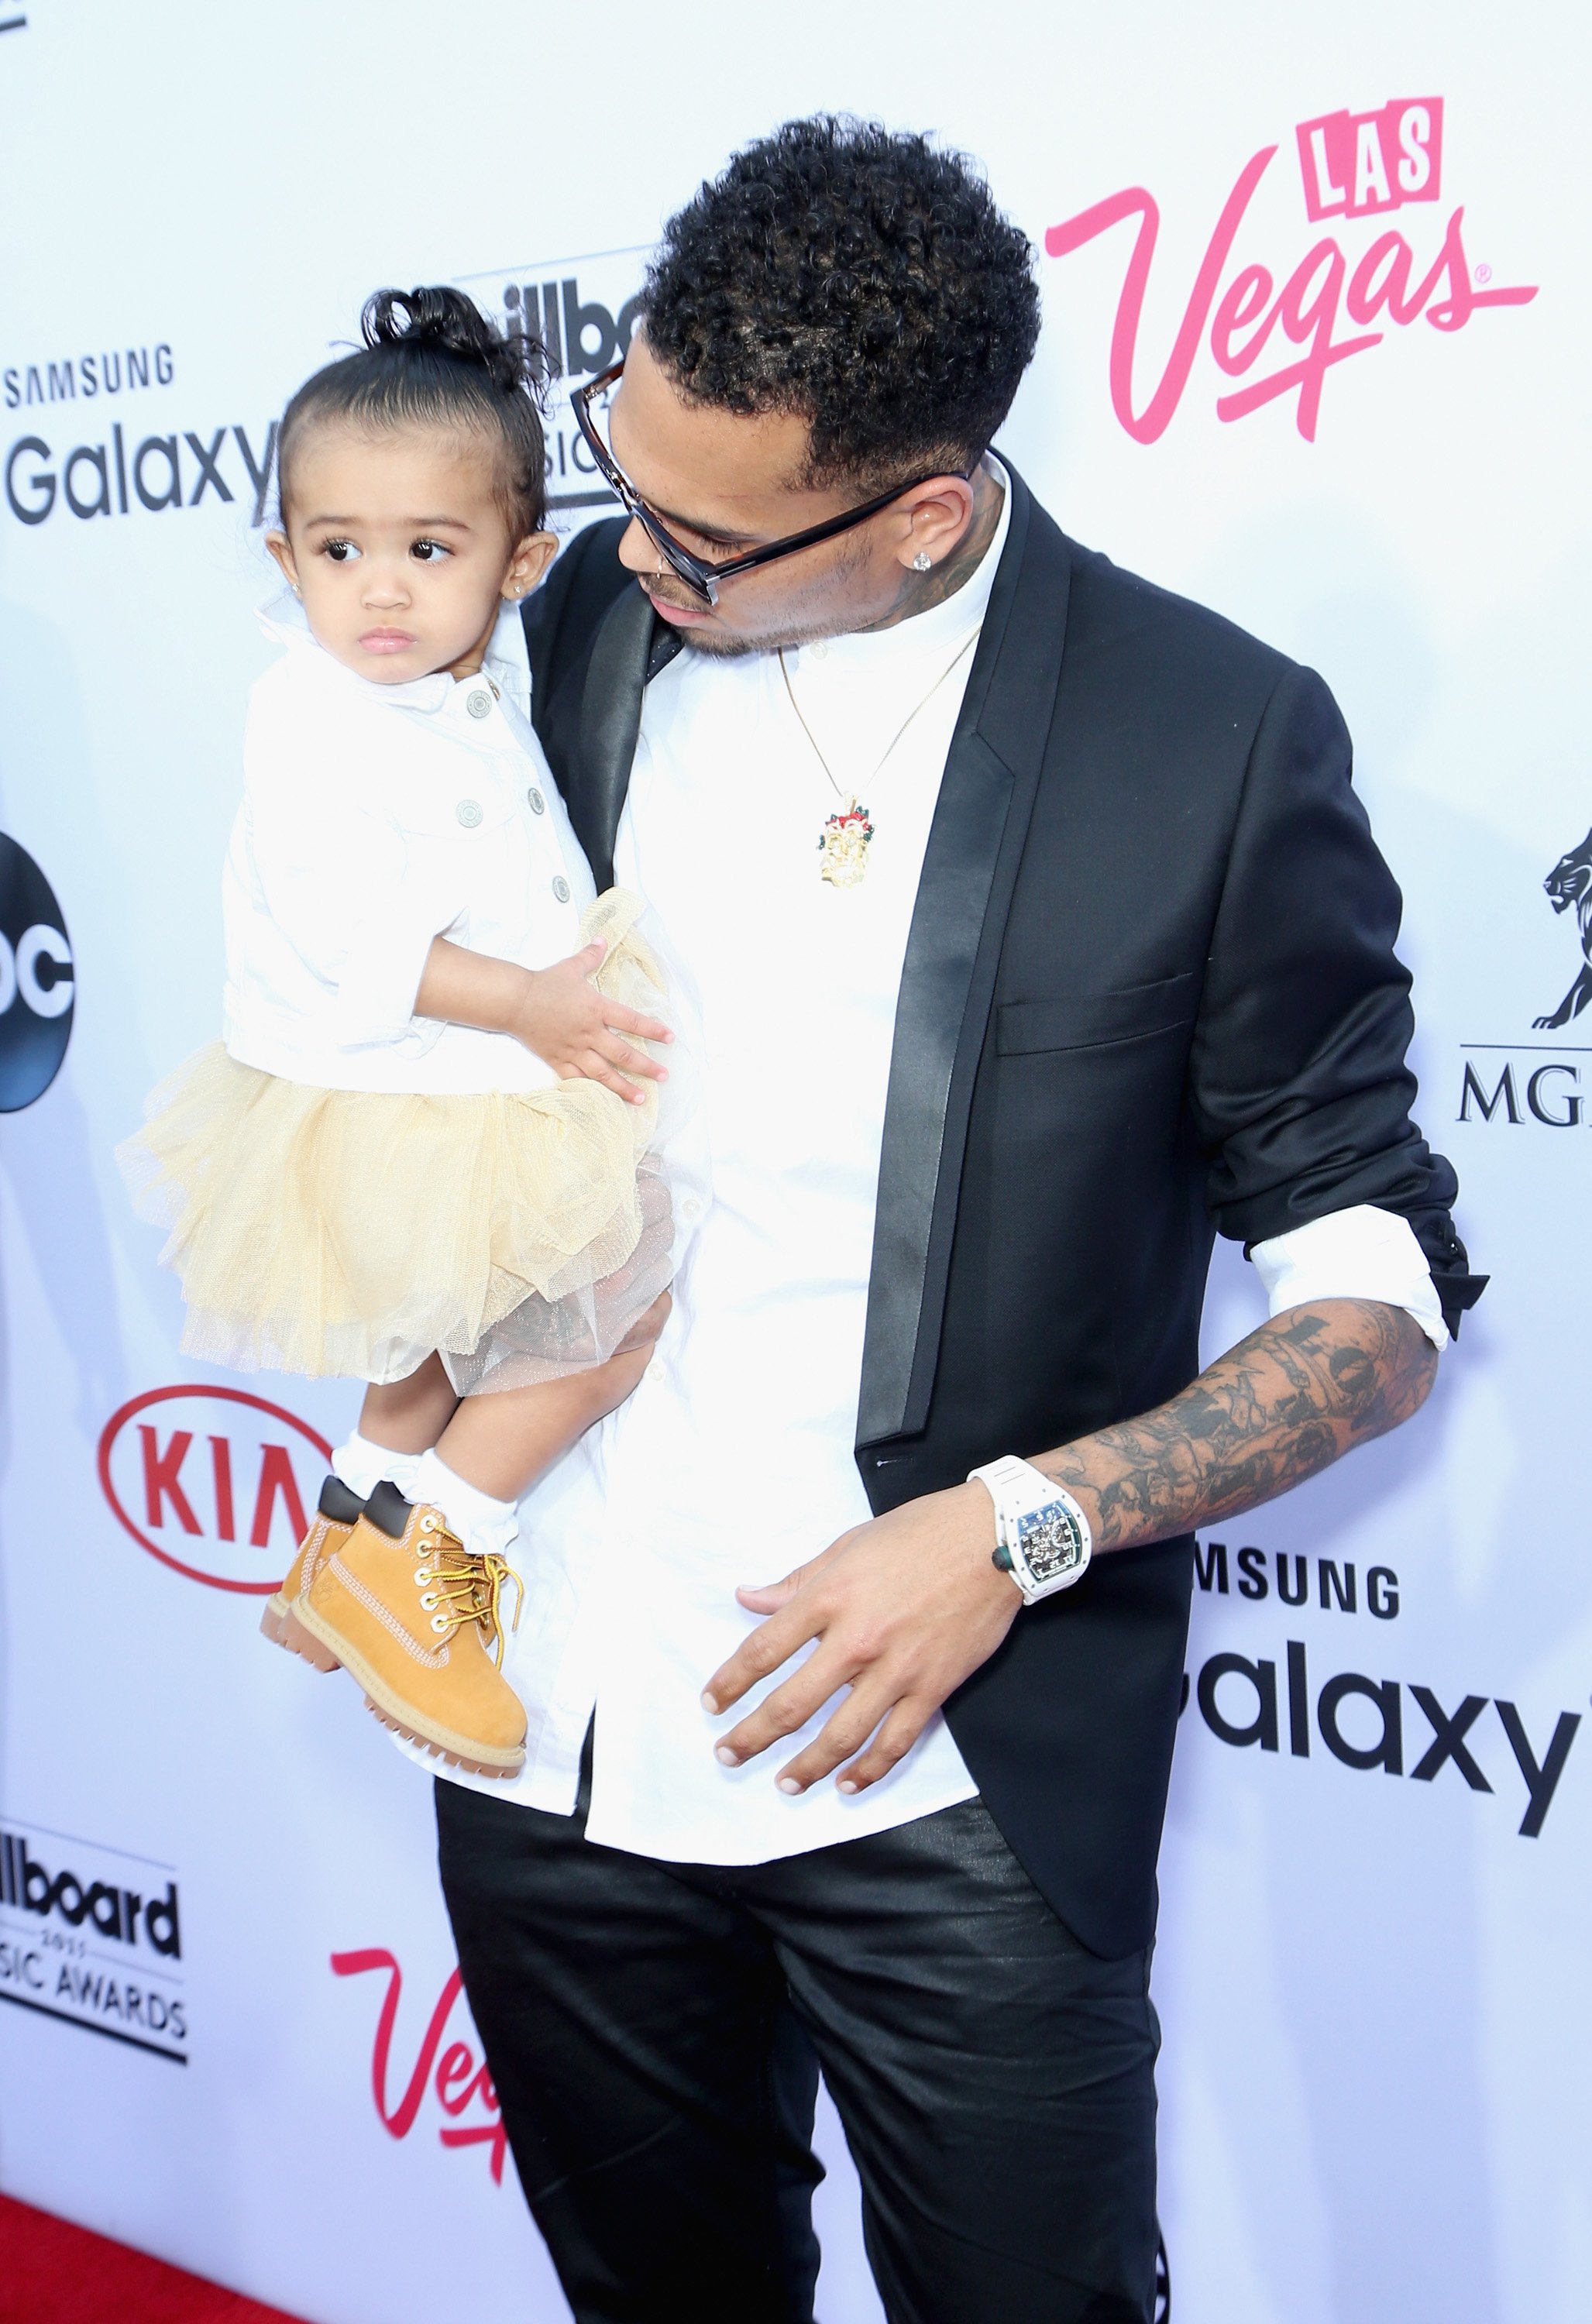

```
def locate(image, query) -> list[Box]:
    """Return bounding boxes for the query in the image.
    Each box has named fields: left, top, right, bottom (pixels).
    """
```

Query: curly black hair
left=276, top=287, right=549, bottom=538
left=641, top=117, right=1040, bottom=490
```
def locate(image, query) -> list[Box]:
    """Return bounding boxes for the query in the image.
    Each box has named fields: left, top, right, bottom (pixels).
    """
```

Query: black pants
left=436, top=1769, right=1160, bottom=2324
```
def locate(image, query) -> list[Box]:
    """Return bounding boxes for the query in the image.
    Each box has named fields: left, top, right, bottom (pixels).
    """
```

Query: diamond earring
left=912, top=551, right=933, bottom=572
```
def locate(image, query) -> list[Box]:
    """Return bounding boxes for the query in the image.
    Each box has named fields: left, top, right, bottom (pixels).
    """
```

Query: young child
left=121, top=287, right=677, bottom=1780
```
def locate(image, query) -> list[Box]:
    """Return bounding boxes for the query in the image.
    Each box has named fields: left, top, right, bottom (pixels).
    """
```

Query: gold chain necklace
left=777, top=634, right=978, bottom=888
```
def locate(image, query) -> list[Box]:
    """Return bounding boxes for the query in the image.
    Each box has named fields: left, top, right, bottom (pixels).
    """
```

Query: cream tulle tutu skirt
left=119, top=894, right=674, bottom=1392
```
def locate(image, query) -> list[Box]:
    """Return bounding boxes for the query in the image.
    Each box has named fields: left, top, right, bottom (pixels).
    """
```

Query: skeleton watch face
left=1015, top=1501, right=1087, bottom=1587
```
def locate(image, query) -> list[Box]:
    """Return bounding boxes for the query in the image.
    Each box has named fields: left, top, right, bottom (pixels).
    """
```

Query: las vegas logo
left=332, top=1948, right=507, bottom=2182
left=1045, top=97, right=1537, bottom=442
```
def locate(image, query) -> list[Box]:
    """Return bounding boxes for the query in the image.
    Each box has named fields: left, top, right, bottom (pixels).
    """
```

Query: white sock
left=331, top=1429, right=425, bottom=1502
left=411, top=1449, right=520, bottom=1563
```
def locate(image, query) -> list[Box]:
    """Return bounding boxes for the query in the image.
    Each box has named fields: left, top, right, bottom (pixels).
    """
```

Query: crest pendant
left=818, top=799, right=875, bottom=888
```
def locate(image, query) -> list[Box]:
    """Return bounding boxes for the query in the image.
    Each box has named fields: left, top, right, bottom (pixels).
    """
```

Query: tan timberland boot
left=294, top=1481, right=527, bottom=1778
left=260, top=1475, right=366, bottom=1670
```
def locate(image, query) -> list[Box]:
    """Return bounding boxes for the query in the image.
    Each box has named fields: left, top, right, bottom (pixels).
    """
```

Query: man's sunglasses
left=571, top=360, right=972, bottom=608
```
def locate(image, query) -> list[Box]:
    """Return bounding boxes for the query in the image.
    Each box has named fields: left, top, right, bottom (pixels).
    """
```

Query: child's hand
left=509, top=940, right=672, bottom=1104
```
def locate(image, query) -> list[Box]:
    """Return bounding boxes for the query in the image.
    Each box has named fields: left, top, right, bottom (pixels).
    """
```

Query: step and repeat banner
left=0, top=5, right=1585, bottom=2321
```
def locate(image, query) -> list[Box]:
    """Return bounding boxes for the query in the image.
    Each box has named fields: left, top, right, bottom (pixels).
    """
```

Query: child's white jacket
left=221, top=596, right=597, bottom=1094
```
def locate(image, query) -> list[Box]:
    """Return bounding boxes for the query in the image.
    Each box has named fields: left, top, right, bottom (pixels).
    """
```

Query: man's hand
left=702, top=1483, right=1019, bottom=1797
left=703, top=1299, right=1438, bottom=1794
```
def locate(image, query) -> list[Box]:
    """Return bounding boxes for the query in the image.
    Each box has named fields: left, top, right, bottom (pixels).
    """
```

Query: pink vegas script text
left=1046, top=98, right=1537, bottom=442
left=332, top=1948, right=508, bottom=2183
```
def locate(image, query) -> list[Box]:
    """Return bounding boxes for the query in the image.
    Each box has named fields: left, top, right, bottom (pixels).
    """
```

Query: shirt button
left=466, top=689, right=492, bottom=719
left=456, top=799, right=483, bottom=828
left=527, top=787, right=546, bottom=815
left=552, top=875, right=571, bottom=904
left=810, top=641, right=829, bottom=661
left=682, top=1197, right=701, bottom=1222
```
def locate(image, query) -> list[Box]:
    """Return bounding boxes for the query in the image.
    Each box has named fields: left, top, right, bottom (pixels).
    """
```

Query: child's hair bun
left=277, top=285, right=552, bottom=538
left=360, top=286, right=542, bottom=399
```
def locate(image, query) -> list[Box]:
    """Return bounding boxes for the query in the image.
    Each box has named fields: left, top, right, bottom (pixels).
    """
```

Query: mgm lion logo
left=1533, top=827, right=1592, bottom=1031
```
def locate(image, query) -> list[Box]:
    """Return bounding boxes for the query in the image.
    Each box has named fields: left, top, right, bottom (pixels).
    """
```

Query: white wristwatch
left=968, top=1454, right=1092, bottom=1604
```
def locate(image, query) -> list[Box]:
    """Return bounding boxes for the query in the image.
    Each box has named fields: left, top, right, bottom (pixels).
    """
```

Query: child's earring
left=912, top=551, right=932, bottom=572
left=291, top=582, right=302, bottom=598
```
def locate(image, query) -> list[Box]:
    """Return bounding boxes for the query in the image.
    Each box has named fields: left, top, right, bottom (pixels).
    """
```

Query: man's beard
left=665, top=600, right=863, bottom=658
left=676, top=624, right=826, bottom=660
left=650, top=534, right=872, bottom=659
left=675, top=625, right=768, bottom=661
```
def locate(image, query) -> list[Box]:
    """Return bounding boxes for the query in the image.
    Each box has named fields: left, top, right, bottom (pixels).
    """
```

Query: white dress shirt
left=424, top=470, right=1448, bottom=1856
left=1252, top=1206, right=1446, bottom=1348
left=222, top=598, right=595, bottom=1094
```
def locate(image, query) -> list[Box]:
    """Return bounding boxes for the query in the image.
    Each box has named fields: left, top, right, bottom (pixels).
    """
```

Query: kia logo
left=0, top=831, right=74, bottom=1111
left=98, top=1385, right=331, bottom=1593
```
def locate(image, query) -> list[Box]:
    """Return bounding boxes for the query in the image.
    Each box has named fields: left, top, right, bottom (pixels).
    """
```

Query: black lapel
left=856, top=467, right=1073, bottom=1450
left=569, top=581, right=681, bottom=886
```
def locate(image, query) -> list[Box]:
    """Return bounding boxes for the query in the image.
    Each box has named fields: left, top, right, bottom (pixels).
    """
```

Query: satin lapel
left=857, top=469, right=1073, bottom=1449
left=570, top=580, right=679, bottom=885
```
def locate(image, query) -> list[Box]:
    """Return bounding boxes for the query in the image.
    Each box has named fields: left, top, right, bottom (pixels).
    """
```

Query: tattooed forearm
left=1037, top=1300, right=1438, bottom=1555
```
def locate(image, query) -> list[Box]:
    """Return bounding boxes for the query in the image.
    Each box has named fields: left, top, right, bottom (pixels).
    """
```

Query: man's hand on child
left=511, top=940, right=672, bottom=1104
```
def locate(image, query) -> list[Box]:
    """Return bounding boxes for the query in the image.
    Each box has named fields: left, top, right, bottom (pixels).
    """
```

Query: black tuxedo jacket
left=521, top=466, right=1480, bottom=1959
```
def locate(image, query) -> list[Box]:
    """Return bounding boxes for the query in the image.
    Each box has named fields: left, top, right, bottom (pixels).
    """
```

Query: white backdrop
left=1, top=5, right=1587, bottom=2320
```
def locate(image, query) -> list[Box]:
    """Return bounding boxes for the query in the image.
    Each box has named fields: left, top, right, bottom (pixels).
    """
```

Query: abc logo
left=0, top=832, right=73, bottom=1111
left=0, top=832, right=74, bottom=1111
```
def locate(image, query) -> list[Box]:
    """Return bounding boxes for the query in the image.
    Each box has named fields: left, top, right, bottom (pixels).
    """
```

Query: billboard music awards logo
left=98, top=1385, right=332, bottom=1593
left=453, top=247, right=645, bottom=528
left=0, top=1817, right=187, bottom=2062
left=1186, top=1535, right=1582, bottom=1836
left=0, top=832, right=72, bottom=1110
left=1456, top=822, right=1592, bottom=1132
left=1045, top=96, right=1538, bottom=441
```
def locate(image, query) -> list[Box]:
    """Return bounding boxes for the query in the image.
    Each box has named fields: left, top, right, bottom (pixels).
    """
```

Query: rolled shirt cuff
left=1250, top=1203, right=1450, bottom=1352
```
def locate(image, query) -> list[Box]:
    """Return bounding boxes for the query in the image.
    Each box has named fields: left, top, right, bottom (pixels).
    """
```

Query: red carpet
left=0, top=2195, right=307, bottom=2323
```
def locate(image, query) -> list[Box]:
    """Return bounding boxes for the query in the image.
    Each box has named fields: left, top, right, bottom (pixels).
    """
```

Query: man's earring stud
left=912, top=551, right=933, bottom=572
